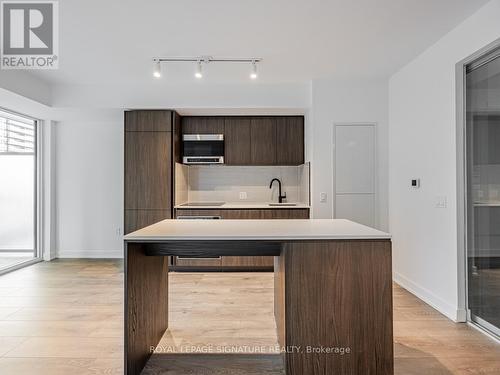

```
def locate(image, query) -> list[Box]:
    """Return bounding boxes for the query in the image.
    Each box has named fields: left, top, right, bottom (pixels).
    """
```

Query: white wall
left=51, top=82, right=310, bottom=109
left=310, top=79, right=389, bottom=231
left=389, top=0, right=500, bottom=321
left=55, top=110, right=124, bottom=258
left=0, top=70, right=52, bottom=106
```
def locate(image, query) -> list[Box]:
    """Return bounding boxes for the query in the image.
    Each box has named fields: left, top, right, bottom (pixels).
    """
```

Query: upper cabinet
left=182, top=116, right=224, bottom=134
left=276, top=116, right=304, bottom=165
left=180, top=115, right=305, bottom=166
left=124, top=110, right=172, bottom=132
left=224, top=117, right=251, bottom=165
left=250, top=117, right=277, bottom=165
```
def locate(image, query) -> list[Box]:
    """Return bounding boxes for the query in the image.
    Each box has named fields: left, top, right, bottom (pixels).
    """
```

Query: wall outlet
left=435, top=196, right=447, bottom=209
left=320, top=192, right=327, bottom=203
left=239, top=192, right=248, bottom=200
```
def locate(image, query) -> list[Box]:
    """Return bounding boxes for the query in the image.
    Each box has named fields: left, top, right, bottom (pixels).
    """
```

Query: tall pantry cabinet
left=124, top=110, right=180, bottom=235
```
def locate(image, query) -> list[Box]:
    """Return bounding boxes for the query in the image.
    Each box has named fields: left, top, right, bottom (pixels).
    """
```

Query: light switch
left=411, top=179, right=420, bottom=188
left=435, top=196, right=447, bottom=208
left=320, top=192, right=327, bottom=203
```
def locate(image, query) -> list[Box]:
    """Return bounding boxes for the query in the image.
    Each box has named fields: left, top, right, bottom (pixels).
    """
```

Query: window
left=0, top=108, right=39, bottom=272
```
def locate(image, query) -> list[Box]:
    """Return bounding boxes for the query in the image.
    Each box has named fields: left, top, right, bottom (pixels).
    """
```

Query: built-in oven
left=182, top=134, right=224, bottom=164
left=174, top=215, right=222, bottom=267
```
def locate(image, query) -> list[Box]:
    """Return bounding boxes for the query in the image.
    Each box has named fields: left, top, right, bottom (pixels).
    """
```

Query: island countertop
left=124, top=218, right=391, bottom=241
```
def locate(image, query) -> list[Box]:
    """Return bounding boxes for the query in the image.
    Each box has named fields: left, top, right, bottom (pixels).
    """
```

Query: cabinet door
left=175, top=209, right=222, bottom=218
left=182, top=117, right=225, bottom=134
left=125, top=110, right=172, bottom=132
left=220, top=210, right=261, bottom=219
left=175, top=257, right=222, bottom=267
left=221, top=256, right=273, bottom=267
left=276, top=117, right=304, bottom=165
left=125, top=131, right=172, bottom=210
left=250, top=118, right=276, bottom=165
left=261, top=208, right=310, bottom=219
left=224, top=117, right=251, bottom=165
left=124, top=209, right=171, bottom=234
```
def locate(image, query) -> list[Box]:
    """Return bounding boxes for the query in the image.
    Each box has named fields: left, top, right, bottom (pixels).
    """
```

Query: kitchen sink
left=268, top=203, right=297, bottom=206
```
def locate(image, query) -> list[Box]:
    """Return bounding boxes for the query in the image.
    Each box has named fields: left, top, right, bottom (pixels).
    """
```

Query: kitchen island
left=124, top=219, right=393, bottom=375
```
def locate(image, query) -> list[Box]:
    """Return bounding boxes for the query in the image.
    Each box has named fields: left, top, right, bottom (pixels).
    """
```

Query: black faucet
left=269, top=178, right=287, bottom=203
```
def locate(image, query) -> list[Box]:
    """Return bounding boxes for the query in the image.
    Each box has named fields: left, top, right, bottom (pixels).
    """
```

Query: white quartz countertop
left=174, top=202, right=310, bottom=209
left=124, top=219, right=391, bottom=241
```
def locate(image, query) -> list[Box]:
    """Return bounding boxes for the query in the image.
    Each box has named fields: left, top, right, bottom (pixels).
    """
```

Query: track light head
left=153, top=60, right=161, bottom=78
left=250, top=61, right=258, bottom=80
left=195, top=60, right=203, bottom=79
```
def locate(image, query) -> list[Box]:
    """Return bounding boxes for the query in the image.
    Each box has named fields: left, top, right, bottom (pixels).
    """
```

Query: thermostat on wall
left=411, top=178, right=420, bottom=188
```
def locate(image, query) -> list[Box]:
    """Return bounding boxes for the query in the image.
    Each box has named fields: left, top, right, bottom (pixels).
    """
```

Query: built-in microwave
left=182, top=134, right=224, bottom=164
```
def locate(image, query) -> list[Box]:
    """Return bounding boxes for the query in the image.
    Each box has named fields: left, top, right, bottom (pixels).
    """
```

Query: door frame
left=455, top=37, right=500, bottom=332
left=331, top=122, right=378, bottom=228
left=0, top=109, right=43, bottom=276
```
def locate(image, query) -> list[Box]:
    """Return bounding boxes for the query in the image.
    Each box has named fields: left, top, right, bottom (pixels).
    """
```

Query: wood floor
left=0, top=259, right=499, bottom=374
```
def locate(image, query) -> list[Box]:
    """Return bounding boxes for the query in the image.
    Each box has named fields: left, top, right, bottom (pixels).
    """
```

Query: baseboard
left=456, top=308, right=467, bottom=322
left=393, top=272, right=462, bottom=322
left=56, top=250, right=123, bottom=259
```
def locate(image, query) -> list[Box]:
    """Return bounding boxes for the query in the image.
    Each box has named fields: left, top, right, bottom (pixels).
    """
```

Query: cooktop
left=179, top=202, right=226, bottom=207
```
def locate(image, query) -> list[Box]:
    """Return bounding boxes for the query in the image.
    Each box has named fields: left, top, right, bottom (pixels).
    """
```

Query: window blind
left=0, top=109, right=36, bottom=154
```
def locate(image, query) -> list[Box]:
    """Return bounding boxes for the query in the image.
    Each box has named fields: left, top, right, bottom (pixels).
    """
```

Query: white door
left=334, top=124, right=376, bottom=227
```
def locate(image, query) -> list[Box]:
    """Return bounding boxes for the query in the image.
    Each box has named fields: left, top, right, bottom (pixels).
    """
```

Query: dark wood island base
left=125, top=238, right=393, bottom=375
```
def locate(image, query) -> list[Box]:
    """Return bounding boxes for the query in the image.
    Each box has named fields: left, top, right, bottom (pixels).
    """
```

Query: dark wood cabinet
left=172, top=112, right=182, bottom=164
left=124, top=110, right=172, bottom=132
left=224, top=117, right=251, bottom=165
left=124, top=110, right=177, bottom=236
left=124, top=131, right=172, bottom=210
left=250, top=117, right=276, bottom=165
left=182, top=116, right=224, bottom=134
left=175, top=257, right=222, bottom=267
left=175, top=209, right=222, bottom=217
left=174, top=208, right=310, bottom=269
left=180, top=115, right=305, bottom=166
left=175, top=208, right=309, bottom=220
left=276, top=116, right=304, bottom=165
left=125, top=209, right=171, bottom=234
left=218, top=209, right=310, bottom=220
left=220, top=209, right=261, bottom=220
left=261, top=208, right=309, bottom=219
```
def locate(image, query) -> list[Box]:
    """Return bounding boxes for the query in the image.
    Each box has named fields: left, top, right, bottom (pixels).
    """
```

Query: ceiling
left=29, top=0, right=489, bottom=86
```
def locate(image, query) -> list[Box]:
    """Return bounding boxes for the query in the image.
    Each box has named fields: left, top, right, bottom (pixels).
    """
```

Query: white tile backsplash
left=187, top=165, right=308, bottom=204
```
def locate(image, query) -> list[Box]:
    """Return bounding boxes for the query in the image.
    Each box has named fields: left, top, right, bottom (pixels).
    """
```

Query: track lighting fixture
left=153, top=60, right=161, bottom=78
left=195, top=60, right=203, bottom=79
left=152, top=56, right=262, bottom=80
left=250, top=61, right=258, bottom=79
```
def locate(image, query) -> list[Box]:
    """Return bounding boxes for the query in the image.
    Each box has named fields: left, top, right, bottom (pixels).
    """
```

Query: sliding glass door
left=0, top=109, right=39, bottom=272
left=466, top=48, right=500, bottom=337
